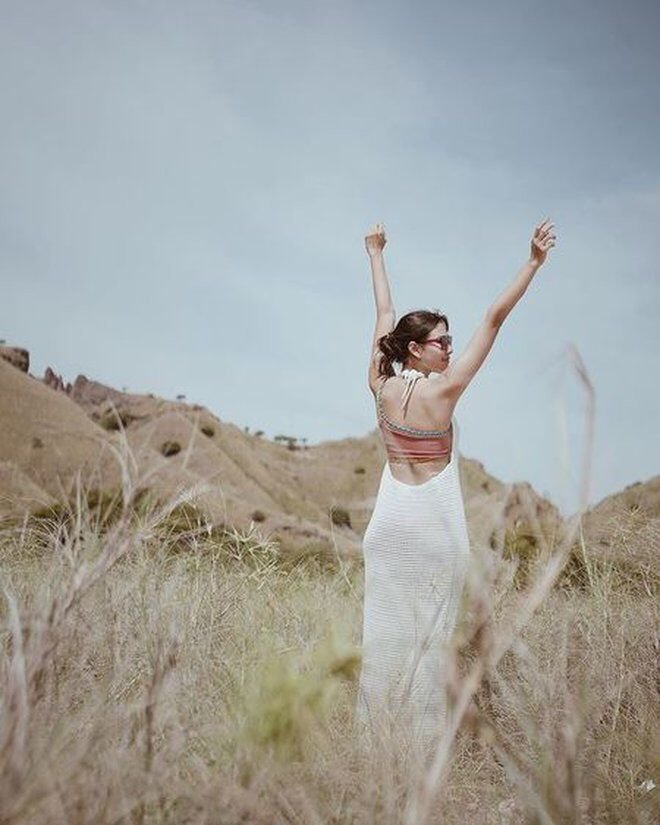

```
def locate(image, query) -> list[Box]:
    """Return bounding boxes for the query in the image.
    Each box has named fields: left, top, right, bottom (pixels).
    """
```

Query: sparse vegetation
left=354, top=465, right=366, bottom=474
left=0, top=350, right=657, bottom=824
left=0, top=468, right=656, bottom=825
left=200, top=424, right=215, bottom=438
left=274, top=434, right=299, bottom=450
left=251, top=509, right=267, bottom=522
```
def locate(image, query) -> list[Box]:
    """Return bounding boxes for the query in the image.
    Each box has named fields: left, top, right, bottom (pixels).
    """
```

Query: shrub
left=502, top=522, right=539, bottom=589
left=252, top=510, right=267, bottom=523
left=200, top=424, right=215, bottom=438
left=330, top=506, right=351, bottom=528
left=354, top=466, right=366, bottom=475
left=274, top=435, right=298, bottom=450
left=161, top=441, right=182, bottom=457
left=99, top=410, right=133, bottom=431
left=155, top=502, right=217, bottom=547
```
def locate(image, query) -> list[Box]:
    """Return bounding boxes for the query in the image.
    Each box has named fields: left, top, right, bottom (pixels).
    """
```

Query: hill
left=0, top=347, right=587, bottom=561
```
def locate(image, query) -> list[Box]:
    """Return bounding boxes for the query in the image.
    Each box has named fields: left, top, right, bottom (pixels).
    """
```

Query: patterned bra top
left=376, top=370, right=452, bottom=464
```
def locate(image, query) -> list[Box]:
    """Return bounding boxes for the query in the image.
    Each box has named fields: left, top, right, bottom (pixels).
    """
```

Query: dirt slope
left=0, top=351, right=579, bottom=560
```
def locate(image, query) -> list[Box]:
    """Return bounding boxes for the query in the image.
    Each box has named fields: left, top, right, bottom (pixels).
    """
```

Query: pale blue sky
left=1, top=0, right=658, bottom=517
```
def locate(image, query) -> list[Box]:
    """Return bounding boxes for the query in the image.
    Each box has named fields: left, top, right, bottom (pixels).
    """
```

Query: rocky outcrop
left=70, top=374, right=129, bottom=407
left=0, top=345, right=75, bottom=392
left=44, top=366, right=72, bottom=393
left=0, top=346, right=29, bottom=373
left=502, top=480, right=562, bottom=529
left=69, top=375, right=167, bottom=430
left=0, top=357, right=121, bottom=499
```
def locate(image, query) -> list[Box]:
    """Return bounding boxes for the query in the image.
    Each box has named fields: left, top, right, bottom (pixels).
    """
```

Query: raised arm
left=365, top=223, right=396, bottom=389
left=444, top=217, right=557, bottom=400
left=367, top=223, right=394, bottom=315
left=490, top=218, right=556, bottom=325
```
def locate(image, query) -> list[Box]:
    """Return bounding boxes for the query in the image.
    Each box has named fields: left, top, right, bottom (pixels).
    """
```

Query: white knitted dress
left=356, top=370, right=471, bottom=754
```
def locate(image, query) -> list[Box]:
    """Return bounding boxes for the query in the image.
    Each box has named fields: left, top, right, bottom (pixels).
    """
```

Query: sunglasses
left=422, top=334, right=452, bottom=351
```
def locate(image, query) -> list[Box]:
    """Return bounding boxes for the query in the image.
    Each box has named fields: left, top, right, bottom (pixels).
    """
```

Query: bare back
left=371, top=374, right=457, bottom=485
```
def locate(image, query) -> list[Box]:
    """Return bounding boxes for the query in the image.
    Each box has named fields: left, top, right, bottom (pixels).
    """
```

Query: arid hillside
left=2, top=345, right=656, bottom=562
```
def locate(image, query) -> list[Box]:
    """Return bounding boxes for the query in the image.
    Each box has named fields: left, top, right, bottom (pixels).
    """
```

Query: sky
left=1, top=0, right=658, bottom=518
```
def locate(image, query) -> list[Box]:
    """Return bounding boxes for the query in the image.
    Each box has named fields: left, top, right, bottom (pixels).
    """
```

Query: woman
left=356, top=218, right=557, bottom=755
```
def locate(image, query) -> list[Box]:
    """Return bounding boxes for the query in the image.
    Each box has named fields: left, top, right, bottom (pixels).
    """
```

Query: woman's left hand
left=529, top=217, right=557, bottom=267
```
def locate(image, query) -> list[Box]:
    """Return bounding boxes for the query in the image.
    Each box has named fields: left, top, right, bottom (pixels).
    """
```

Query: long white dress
left=356, top=370, right=471, bottom=755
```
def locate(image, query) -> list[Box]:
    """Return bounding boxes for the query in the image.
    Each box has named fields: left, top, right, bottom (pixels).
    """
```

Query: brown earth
left=1, top=348, right=656, bottom=563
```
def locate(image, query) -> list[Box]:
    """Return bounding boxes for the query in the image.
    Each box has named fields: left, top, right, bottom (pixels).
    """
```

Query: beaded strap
left=376, top=381, right=451, bottom=437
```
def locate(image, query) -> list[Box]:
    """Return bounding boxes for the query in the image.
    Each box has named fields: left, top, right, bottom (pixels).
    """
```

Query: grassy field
left=0, top=477, right=657, bottom=825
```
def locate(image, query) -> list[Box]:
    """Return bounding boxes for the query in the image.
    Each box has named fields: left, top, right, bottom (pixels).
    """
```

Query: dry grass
left=0, top=349, right=657, bottom=824
left=0, top=465, right=656, bottom=825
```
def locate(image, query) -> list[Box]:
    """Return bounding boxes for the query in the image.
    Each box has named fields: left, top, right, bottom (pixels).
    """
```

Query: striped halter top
left=376, top=368, right=452, bottom=463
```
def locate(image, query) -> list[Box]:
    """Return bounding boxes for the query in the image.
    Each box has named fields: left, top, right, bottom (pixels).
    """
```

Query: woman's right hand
left=365, top=222, right=387, bottom=257
left=529, top=217, right=557, bottom=267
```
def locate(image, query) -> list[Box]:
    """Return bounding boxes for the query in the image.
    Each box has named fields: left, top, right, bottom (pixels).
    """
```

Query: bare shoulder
left=424, top=372, right=459, bottom=416
left=427, top=364, right=460, bottom=398
left=425, top=371, right=452, bottom=395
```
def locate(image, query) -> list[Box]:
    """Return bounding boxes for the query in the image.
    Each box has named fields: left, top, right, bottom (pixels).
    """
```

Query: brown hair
left=376, top=309, right=449, bottom=377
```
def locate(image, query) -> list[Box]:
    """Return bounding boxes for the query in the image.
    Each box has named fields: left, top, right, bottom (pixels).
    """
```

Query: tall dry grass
left=0, top=354, right=657, bottom=824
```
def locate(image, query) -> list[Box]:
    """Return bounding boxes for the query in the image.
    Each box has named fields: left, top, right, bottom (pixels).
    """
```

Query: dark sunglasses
left=422, top=334, right=452, bottom=351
